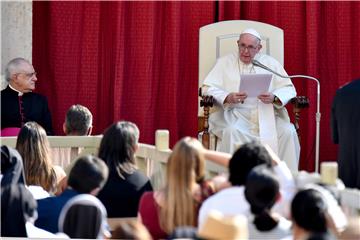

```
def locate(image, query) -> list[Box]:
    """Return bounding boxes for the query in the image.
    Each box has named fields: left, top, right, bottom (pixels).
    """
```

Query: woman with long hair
left=139, top=137, right=221, bottom=239
left=97, top=121, right=153, bottom=217
left=15, top=122, right=59, bottom=197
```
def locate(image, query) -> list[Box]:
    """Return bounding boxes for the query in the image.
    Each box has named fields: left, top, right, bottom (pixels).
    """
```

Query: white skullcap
left=241, top=28, right=261, bottom=40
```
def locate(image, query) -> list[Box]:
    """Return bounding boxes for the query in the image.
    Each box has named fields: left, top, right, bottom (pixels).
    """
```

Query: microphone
left=252, top=59, right=321, bottom=173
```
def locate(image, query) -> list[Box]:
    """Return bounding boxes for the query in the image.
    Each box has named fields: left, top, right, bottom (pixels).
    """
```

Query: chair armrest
left=290, top=96, right=310, bottom=142
left=199, top=88, right=215, bottom=149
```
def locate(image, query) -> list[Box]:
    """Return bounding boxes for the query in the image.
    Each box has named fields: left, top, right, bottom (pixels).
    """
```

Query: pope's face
left=13, top=62, right=37, bottom=93
left=237, top=33, right=262, bottom=65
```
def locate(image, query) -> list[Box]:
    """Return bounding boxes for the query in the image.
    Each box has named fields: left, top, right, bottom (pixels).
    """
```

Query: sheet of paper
left=239, top=74, right=272, bottom=97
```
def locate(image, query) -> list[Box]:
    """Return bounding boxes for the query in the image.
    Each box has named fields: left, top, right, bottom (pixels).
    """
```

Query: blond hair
left=16, top=122, right=57, bottom=193
left=160, top=137, right=205, bottom=233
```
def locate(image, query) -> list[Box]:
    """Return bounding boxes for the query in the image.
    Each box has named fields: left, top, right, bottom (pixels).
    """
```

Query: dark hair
left=1, top=184, right=37, bottom=237
left=1, top=145, right=26, bottom=186
left=245, top=164, right=279, bottom=231
left=63, top=204, right=102, bottom=238
left=291, top=189, right=328, bottom=233
left=98, top=121, right=139, bottom=179
left=68, top=155, right=109, bottom=193
left=64, top=104, right=93, bottom=135
left=228, top=141, right=272, bottom=186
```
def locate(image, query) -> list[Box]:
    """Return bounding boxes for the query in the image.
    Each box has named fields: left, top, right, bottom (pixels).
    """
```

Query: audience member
left=331, top=78, right=360, bottom=188
left=97, top=121, right=153, bottom=217
left=138, top=137, right=217, bottom=239
left=15, top=122, right=60, bottom=198
left=1, top=145, right=26, bottom=186
left=291, top=189, right=336, bottom=240
left=111, top=219, right=152, bottom=240
left=52, top=104, right=93, bottom=169
left=1, top=184, right=65, bottom=238
left=1, top=57, right=53, bottom=135
left=245, top=164, right=292, bottom=239
left=198, top=141, right=295, bottom=227
left=202, top=28, right=299, bottom=172
left=58, top=194, right=110, bottom=239
left=63, top=104, right=93, bottom=136
left=35, top=155, right=108, bottom=233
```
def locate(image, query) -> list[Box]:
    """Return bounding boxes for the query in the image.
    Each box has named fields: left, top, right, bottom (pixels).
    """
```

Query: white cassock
left=203, top=52, right=300, bottom=172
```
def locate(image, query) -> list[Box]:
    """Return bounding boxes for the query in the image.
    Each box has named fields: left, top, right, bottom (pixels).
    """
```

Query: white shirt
left=27, top=185, right=50, bottom=200
left=248, top=216, right=292, bottom=240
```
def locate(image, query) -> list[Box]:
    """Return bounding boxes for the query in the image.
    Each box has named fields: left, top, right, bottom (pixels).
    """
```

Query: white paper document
left=239, top=74, right=272, bottom=97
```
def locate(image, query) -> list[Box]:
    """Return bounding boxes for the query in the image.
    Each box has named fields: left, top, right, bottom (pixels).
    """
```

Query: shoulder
left=27, top=92, right=48, bottom=102
left=277, top=216, right=292, bottom=230
left=256, top=53, right=282, bottom=67
left=207, top=186, right=246, bottom=205
left=217, top=52, right=238, bottom=64
left=338, top=79, right=360, bottom=93
left=128, top=170, right=152, bottom=185
left=27, top=185, right=50, bottom=200
left=1, top=86, right=14, bottom=97
left=139, top=191, right=156, bottom=208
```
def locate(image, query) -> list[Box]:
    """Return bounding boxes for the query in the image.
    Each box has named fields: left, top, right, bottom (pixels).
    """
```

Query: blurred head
left=5, top=58, right=37, bottom=93
left=67, top=155, right=108, bottom=194
left=245, top=164, right=280, bottom=231
left=291, top=189, right=328, bottom=234
left=111, top=219, right=152, bottom=240
left=1, top=145, right=26, bottom=186
left=161, top=137, right=205, bottom=233
left=63, top=104, right=93, bottom=136
left=58, top=194, right=109, bottom=239
left=1, top=184, right=37, bottom=237
left=15, top=122, right=57, bottom=193
left=98, top=121, right=139, bottom=179
left=167, top=137, right=205, bottom=186
left=237, top=29, right=262, bottom=64
left=229, top=141, right=272, bottom=186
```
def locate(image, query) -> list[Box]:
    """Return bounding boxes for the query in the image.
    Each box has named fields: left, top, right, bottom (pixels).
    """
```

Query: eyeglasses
left=238, top=43, right=258, bottom=52
left=16, top=72, right=37, bottom=78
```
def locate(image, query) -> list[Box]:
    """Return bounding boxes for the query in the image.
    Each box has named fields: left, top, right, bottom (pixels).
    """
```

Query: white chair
left=198, top=20, right=309, bottom=150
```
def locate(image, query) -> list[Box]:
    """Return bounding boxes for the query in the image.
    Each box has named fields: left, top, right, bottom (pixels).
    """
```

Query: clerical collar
left=8, top=84, right=24, bottom=96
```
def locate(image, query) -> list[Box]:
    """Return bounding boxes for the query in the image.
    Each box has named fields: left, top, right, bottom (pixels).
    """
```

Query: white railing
left=1, top=135, right=173, bottom=190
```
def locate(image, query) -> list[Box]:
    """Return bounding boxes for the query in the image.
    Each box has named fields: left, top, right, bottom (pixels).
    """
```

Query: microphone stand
left=252, top=60, right=321, bottom=172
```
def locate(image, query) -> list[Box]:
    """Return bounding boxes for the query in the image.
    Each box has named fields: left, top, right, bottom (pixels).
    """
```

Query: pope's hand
left=224, top=92, right=248, bottom=104
left=258, top=92, right=274, bottom=104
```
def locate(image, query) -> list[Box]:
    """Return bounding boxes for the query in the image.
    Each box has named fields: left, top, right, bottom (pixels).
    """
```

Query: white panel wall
left=1, top=0, right=32, bottom=89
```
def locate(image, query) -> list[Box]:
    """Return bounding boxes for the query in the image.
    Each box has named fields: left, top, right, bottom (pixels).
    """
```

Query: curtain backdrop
left=33, top=1, right=360, bottom=171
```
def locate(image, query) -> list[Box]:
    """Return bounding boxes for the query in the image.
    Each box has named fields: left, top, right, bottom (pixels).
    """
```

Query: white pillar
left=1, top=0, right=32, bottom=89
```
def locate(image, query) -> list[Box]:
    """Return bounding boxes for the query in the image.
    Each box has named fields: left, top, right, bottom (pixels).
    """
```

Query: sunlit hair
left=65, top=104, right=93, bottom=136
left=5, top=57, right=30, bottom=82
left=15, top=122, right=57, bottom=193
left=98, top=121, right=139, bottom=179
left=160, top=137, right=205, bottom=233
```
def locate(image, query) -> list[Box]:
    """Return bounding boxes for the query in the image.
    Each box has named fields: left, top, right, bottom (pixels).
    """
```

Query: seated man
left=203, top=28, right=300, bottom=172
left=1, top=58, right=53, bottom=135
left=51, top=104, right=93, bottom=169
left=35, top=155, right=108, bottom=233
